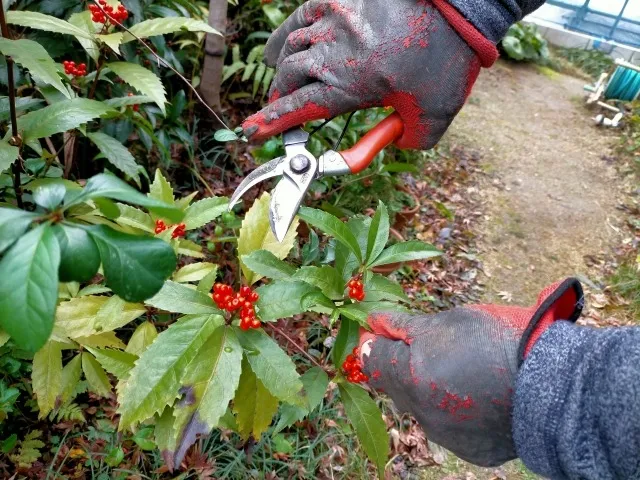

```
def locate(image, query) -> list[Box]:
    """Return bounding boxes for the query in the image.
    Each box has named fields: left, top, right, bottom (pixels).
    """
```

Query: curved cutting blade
left=228, top=156, right=286, bottom=210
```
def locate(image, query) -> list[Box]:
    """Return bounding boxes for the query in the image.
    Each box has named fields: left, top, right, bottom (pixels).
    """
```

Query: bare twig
left=91, top=1, right=230, bottom=130
left=0, top=1, right=23, bottom=208
left=266, top=323, right=329, bottom=372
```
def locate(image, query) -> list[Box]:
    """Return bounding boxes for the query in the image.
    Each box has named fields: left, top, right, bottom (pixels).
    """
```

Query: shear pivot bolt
left=290, top=155, right=310, bottom=174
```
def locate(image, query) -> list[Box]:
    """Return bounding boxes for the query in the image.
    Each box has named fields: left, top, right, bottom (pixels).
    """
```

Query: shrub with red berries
left=347, top=275, right=365, bottom=302
left=89, top=0, right=129, bottom=24
left=154, top=220, right=186, bottom=239
left=212, top=284, right=261, bottom=330
left=342, top=347, right=369, bottom=383
left=63, top=61, right=87, bottom=77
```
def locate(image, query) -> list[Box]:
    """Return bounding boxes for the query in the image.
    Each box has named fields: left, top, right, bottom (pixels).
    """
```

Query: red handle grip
left=339, top=112, right=404, bottom=174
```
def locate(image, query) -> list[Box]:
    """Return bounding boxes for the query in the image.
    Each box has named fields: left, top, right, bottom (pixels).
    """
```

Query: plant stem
left=91, top=1, right=230, bottom=130
left=0, top=1, right=23, bottom=208
left=88, top=60, right=105, bottom=99
left=266, top=323, right=328, bottom=372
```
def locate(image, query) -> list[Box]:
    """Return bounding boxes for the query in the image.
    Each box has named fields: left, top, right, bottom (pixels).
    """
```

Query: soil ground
left=419, top=60, right=626, bottom=479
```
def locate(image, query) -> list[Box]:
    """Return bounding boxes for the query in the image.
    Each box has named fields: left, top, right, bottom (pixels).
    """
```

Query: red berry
left=345, top=354, right=355, bottom=363
left=240, top=286, right=251, bottom=297
left=249, top=292, right=259, bottom=302
left=250, top=319, right=261, bottom=329
left=154, top=220, right=167, bottom=234
left=132, top=104, right=139, bottom=112
left=99, top=0, right=106, bottom=5
left=243, top=301, right=252, bottom=309
left=239, top=321, right=250, bottom=331
left=213, top=293, right=222, bottom=303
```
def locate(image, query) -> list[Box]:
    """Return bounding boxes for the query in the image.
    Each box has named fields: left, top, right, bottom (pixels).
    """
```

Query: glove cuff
left=431, top=0, right=499, bottom=68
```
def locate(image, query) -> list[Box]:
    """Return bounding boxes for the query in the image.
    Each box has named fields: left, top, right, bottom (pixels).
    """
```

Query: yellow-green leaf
left=155, top=407, right=178, bottom=470
left=122, top=17, right=220, bottom=43
left=32, top=341, right=63, bottom=417
left=176, top=239, right=205, bottom=258
left=58, top=354, right=82, bottom=406
left=96, top=32, right=123, bottom=55
left=68, top=11, right=99, bottom=62
left=94, top=296, right=146, bottom=333
left=86, top=347, right=137, bottom=379
left=173, top=262, right=217, bottom=283
left=75, top=331, right=126, bottom=349
left=238, top=192, right=298, bottom=284
left=82, top=352, right=112, bottom=397
left=125, top=321, right=157, bottom=356
left=115, top=203, right=155, bottom=233
left=53, top=296, right=107, bottom=339
left=0, top=329, right=9, bottom=348
left=183, top=197, right=228, bottom=230
left=6, top=11, right=93, bottom=39
left=108, top=62, right=166, bottom=114
left=149, top=170, right=174, bottom=206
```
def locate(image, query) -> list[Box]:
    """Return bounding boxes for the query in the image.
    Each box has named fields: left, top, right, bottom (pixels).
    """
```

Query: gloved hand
left=359, top=278, right=583, bottom=466
left=242, top=0, right=499, bottom=150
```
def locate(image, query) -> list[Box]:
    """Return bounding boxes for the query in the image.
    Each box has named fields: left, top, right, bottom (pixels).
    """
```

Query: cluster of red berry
left=347, top=275, right=365, bottom=302
left=89, top=0, right=128, bottom=24
left=342, top=347, right=369, bottom=383
left=154, top=220, right=186, bottom=239
left=63, top=61, right=87, bottom=77
left=127, top=92, right=139, bottom=112
left=212, top=284, right=261, bottom=330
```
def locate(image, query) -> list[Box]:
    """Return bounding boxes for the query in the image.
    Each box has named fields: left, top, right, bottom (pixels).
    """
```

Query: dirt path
left=447, top=61, right=624, bottom=305
left=420, top=62, right=625, bottom=479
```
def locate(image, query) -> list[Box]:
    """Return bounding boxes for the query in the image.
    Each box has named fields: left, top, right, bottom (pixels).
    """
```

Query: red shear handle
left=339, top=112, right=404, bottom=174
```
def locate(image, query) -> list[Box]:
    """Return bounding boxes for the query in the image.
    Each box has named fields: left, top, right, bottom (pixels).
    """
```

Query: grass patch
left=609, top=261, right=640, bottom=321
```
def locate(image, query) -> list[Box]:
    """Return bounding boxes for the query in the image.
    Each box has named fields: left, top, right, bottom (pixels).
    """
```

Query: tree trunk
left=200, top=0, right=228, bottom=110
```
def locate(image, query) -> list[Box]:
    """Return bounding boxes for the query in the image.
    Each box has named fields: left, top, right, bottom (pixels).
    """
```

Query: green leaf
left=125, top=321, right=157, bottom=356
left=214, top=129, right=238, bottom=142
left=32, top=341, right=63, bottom=417
left=107, top=62, right=166, bottom=114
left=172, top=326, right=242, bottom=466
left=335, top=217, right=370, bottom=282
left=96, top=32, right=123, bottom=55
left=58, top=354, right=82, bottom=406
left=176, top=239, right=204, bottom=258
left=33, top=183, right=66, bottom=210
left=87, top=225, right=177, bottom=303
left=67, top=174, right=183, bottom=223
left=94, top=295, right=146, bottom=333
left=332, top=317, right=360, bottom=366
left=366, top=201, right=389, bottom=264
left=53, top=296, right=108, bottom=339
left=115, top=204, right=155, bottom=233
left=82, top=352, right=112, bottom=397
left=369, top=241, right=441, bottom=268
left=85, top=347, right=137, bottom=379
left=155, top=407, right=178, bottom=469
left=145, top=280, right=220, bottom=315
left=174, top=262, right=217, bottom=283
left=0, top=140, right=18, bottom=173
left=237, top=328, right=302, bottom=404
left=122, top=17, right=220, bottom=43
left=183, top=196, right=228, bottom=230
left=238, top=192, right=298, bottom=285
left=117, top=314, right=223, bottom=429
left=0, top=207, right=37, bottom=254
left=104, top=95, right=154, bottom=108
left=149, top=170, right=174, bottom=206
left=233, top=357, right=279, bottom=441
left=340, top=302, right=408, bottom=327
left=0, top=330, right=9, bottom=348
left=274, top=367, right=328, bottom=433
left=338, top=382, right=389, bottom=477
left=6, top=11, right=92, bottom=39
left=241, top=250, right=296, bottom=281
left=18, top=98, right=112, bottom=142
left=255, top=280, right=320, bottom=322
left=299, top=207, right=362, bottom=262
left=294, top=266, right=344, bottom=300
left=94, top=197, right=120, bottom=219
left=0, top=38, right=69, bottom=99
left=68, top=11, right=100, bottom=62
left=364, top=274, right=409, bottom=303
left=75, top=332, right=125, bottom=349
left=53, top=224, right=100, bottom=283
left=0, top=225, right=59, bottom=351
left=87, top=132, right=140, bottom=182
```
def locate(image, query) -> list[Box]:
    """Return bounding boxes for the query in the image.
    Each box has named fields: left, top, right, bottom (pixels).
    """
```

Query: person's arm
left=514, top=321, right=640, bottom=479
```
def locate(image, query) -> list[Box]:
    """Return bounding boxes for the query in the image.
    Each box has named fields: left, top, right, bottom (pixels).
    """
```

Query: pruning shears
left=229, top=112, right=404, bottom=242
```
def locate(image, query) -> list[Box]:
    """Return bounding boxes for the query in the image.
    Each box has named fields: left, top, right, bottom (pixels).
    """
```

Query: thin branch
left=88, top=60, right=105, bottom=99
left=91, top=1, right=230, bottom=130
left=266, top=323, right=328, bottom=372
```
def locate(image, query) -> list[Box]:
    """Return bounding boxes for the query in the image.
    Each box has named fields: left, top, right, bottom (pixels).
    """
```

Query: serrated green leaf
left=105, top=95, right=154, bottom=108
left=117, top=314, right=223, bottom=429
left=0, top=38, right=69, bottom=98
left=233, top=357, right=279, bottom=441
left=294, top=266, right=344, bottom=300
left=183, top=196, right=228, bottom=230
left=364, top=274, right=409, bottom=303
left=94, top=295, right=146, bottom=333
left=125, top=321, right=157, bottom=356
left=53, top=224, right=100, bottom=283
left=87, top=225, right=177, bottom=303
left=174, top=262, right=217, bottom=283
left=369, top=241, right=441, bottom=268
left=176, top=239, right=205, bottom=258
left=87, top=132, right=139, bottom=182
left=366, top=201, right=389, bottom=264
left=33, top=183, right=65, bottom=210
left=172, top=326, right=241, bottom=466
left=146, top=280, right=220, bottom=315
left=0, top=96, right=44, bottom=123
left=18, top=98, right=112, bottom=142
left=255, top=280, right=321, bottom=322
left=97, top=32, right=123, bottom=55
left=0, top=207, right=37, bottom=254
left=197, top=267, right=218, bottom=294
left=108, top=62, right=166, bottom=114
left=155, top=407, right=178, bottom=469
left=115, top=203, right=155, bottom=233
left=299, top=207, right=362, bottom=262
left=149, top=170, right=174, bottom=205
left=32, top=341, right=63, bottom=417
left=94, top=197, right=120, bottom=219
left=274, top=367, right=328, bottom=434
left=58, top=354, right=82, bottom=406
left=82, top=352, right=112, bottom=397
left=6, top=11, right=92, bottom=39
left=214, top=129, right=238, bottom=142
left=0, top=225, right=59, bottom=351
left=237, top=328, right=302, bottom=404
left=332, top=317, right=360, bottom=366
left=122, top=17, right=220, bottom=43
left=238, top=192, right=298, bottom=284
left=0, top=140, right=18, bottom=173
left=175, top=191, right=198, bottom=211
left=75, top=331, right=126, bottom=349
left=241, top=250, right=296, bottom=281
left=68, top=11, right=99, bottom=62
left=53, top=296, right=108, bottom=339
left=86, top=347, right=137, bottom=379
left=338, top=382, right=388, bottom=477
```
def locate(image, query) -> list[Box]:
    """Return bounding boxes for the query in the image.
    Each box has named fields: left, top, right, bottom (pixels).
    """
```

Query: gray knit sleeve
left=446, top=0, right=547, bottom=42
left=513, top=321, right=640, bottom=479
